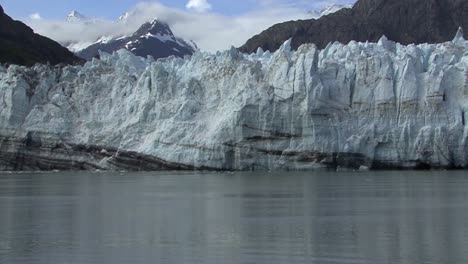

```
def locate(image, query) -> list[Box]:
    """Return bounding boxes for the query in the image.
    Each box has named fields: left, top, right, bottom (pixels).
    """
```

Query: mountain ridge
left=0, top=4, right=83, bottom=66
left=240, top=0, right=468, bottom=53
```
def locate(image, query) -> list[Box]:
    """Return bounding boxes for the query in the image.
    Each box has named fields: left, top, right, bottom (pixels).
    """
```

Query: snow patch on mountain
left=308, top=3, right=353, bottom=18
left=66, top=41, right=95, bottom=53
left=319, top=4, right=353, bottom=16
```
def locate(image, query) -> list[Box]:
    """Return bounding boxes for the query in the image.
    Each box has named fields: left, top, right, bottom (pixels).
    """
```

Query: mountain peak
left=119, top=11, right=132, bottom=22
left=0, top=5, right=4, bottom=14
left=67, top=10, right=87, bottom=23
left=135, top=19, right=173, bottom=37
left=150, top=18, right=163, bottom=25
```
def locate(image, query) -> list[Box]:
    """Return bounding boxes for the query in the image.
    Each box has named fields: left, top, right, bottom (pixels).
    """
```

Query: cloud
left=29, top=13, right=42, bottom=20
left=22, top=1, right=353, bottom=52
left=186, top=0, right=212, bottom=13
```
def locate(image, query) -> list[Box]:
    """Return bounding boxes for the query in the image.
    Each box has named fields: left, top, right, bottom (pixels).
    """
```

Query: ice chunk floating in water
left=0, top=36, right=468, bottom=170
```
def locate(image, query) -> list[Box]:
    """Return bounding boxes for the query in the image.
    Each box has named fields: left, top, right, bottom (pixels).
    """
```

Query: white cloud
left=22, top=1, right=346, bottom=52
left=186, top=0, right=212, bottom=13
left=29, top=13, right=42, bottom=20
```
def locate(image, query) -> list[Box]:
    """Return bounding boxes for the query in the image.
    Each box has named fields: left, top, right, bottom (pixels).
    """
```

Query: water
left=0, top=171, right=468, bottom=264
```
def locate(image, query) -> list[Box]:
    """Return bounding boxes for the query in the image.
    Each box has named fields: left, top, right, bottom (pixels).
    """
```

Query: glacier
left=0, top=32, right=467, bottom=171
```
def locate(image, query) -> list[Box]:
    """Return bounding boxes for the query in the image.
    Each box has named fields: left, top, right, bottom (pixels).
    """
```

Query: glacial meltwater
left=1, top=171, right=468, bottom=264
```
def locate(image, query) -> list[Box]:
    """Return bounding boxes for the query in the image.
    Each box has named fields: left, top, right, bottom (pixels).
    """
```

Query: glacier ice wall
left=0, top=36, right=468, bottom=170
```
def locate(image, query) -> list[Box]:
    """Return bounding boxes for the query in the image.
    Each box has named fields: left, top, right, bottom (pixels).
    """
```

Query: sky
left=1, top=0, right=356, bottom=51
left=1, top=0, right=262, bottom=19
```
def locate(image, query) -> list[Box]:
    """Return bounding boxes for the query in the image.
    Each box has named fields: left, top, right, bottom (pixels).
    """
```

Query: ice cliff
left=0, top=32, right=468, bottom=170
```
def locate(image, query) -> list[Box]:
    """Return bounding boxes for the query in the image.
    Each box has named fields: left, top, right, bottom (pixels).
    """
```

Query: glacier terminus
left=0, top=32, right=467, bottom=171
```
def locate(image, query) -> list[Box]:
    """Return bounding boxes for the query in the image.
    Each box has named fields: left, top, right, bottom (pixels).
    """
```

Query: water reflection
left=0, top=171, right=467, bottom=264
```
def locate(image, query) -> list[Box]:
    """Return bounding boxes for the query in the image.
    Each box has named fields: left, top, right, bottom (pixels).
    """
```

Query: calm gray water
left=0, top=171, right=468, bottom=264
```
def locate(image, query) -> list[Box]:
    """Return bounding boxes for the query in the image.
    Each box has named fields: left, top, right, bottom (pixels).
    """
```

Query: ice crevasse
left=0, top=31, right=467, bottom=170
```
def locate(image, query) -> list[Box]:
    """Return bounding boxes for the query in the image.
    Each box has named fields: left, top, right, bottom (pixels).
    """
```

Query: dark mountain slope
left=0, top=5, right=83, bottom=66
left=240, top=0, right=468, bottom=53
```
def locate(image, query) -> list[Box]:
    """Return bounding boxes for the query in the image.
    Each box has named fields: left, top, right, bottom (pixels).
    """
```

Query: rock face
left=0, top=36, right=467, bottom=171
left=240, top=0, right=468, bottom=53
left=0, top=5, right=83, bottom=66
left=77, top=19, right=197, bottom=61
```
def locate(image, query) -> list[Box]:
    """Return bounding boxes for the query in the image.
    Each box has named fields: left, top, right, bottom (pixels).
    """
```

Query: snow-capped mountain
left=65, top=10, right=106, bottom=26
left=76, top=19, right=197, bottom=60
left=63, top=11, right=101, bottom=52
left=118, top=12, right=130, bottom=22
left=1, top=32, right=467, bottom=170
left=66, top=10, right=88, bottom=23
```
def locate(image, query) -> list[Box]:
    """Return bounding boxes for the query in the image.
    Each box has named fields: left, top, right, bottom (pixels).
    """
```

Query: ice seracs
left=453, top=27, right=465, bottom=44
left=0, top=35, right=467, bottom=171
